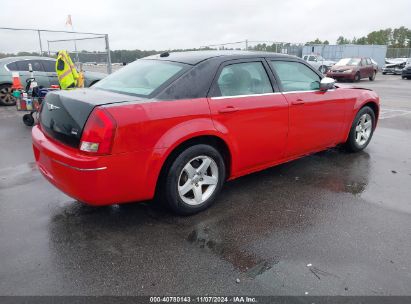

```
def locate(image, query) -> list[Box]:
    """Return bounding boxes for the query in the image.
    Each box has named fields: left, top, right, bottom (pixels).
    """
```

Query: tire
left=0, top=84, right=16, bottom=106
left=354, top=72, right=361, bottom=82
left=369, top=71, right=376, bottom=81
left=161, top=144, right=226, bottom=215
left=382, top=72, right=387, bottom=75
left=319, top=65, right=327, bottom=74
left=345, top=106, right=376, bottom=152
left=23, top=114, right=35, bottom=126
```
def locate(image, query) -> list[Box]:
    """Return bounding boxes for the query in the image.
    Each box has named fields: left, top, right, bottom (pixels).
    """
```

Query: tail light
left=80, top=107, right=117, bottom=155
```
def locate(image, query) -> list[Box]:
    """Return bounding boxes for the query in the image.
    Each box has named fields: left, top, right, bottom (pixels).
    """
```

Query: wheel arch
left=154, top=134, right=233, bottom=197
left=361, top=100, right=379, bottom=122
left=342, top=98, right=379, bottom=143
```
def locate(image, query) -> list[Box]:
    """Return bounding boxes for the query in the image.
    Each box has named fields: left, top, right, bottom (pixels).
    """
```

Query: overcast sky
left=0, top=0, right=410, bottom=53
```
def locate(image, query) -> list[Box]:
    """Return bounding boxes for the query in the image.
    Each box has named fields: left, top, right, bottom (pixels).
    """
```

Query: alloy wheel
left=177, top=155, right=219, bottom=206
left=0, top=86, right=16, bottom=105
left=355, top=113, right=372, bottom=146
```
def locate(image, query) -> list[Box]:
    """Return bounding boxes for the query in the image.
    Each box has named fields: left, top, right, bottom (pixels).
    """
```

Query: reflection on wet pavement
left=1, top=107, right=411, bottom=295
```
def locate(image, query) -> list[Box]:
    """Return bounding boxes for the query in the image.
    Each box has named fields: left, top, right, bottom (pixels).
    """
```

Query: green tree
left=336, top=36, right=351, bottom=45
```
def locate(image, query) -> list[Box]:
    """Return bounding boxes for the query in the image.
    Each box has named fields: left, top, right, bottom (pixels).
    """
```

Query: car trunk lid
left=40, top=88, right=144, bottom=148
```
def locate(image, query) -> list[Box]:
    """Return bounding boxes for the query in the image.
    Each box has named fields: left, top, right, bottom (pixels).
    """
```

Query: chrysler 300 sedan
left=32, top=51, right=379, bottom=214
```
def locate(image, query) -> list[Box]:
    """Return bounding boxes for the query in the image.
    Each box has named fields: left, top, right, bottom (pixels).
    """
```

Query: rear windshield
left=93, top=59, right=188, bottom=97
left=336, top=58, right=361, bottom=66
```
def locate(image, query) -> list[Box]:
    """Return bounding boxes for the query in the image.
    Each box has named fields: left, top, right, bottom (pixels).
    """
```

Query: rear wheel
left=345, top=106, right=375, bottom=152
left=161, top=144, right=226, bottom=215
left=0, top=84, right=16, bottom=106
left=369, top=71, right=376, bottom=81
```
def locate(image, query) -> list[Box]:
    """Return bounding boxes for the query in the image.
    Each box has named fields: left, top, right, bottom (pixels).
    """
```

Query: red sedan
left=32, top=51, right=379, bottom=214
left=327, top=57, right=377, bottom=82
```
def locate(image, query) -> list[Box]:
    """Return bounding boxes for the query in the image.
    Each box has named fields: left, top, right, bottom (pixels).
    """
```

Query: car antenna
left=160, top=52, right=170, bottom=58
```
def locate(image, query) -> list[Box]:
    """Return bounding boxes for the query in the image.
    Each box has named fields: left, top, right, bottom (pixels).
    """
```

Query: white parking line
left=379, top=107, right=411, bottom=120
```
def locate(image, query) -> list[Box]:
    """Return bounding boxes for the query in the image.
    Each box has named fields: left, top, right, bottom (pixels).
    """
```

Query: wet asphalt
left=0, top=75, right=410, bottom=296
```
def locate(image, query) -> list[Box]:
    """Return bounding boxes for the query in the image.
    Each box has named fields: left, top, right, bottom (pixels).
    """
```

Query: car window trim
left=267, top=58, right=324, bottom=93
left=207, top=57, right=280, bottom=98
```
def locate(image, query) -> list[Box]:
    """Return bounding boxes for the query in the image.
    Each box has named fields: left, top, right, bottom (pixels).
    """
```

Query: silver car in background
left=303, top=54, right=336, bottom=74
left=0, top=56, right=105, bottom=106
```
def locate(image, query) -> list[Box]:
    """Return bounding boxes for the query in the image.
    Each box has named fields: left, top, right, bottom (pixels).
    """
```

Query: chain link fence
left=0, top=27, right=113, bottom=74
left=386, top=48, right=411, bottom=58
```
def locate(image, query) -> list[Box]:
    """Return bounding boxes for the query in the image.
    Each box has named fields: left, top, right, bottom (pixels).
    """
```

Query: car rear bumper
left=32, top=125, right=159, bottom=206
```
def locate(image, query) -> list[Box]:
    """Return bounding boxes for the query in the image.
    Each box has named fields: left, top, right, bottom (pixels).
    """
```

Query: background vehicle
left=327, top=57, right=377, bottom=82
left=401, top=58, right=411, bottom=79
left=303, top=54, right=336, bottom=74
left=383, top=61, right=406, bottom=75
left=0, top=56, right=105, bottom=106
left=32, top=51, right=379, bottom=215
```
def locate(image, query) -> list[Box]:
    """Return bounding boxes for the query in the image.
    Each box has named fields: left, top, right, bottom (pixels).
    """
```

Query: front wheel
left=162, top=144, right=226, bottom=215
left=345, top=106, right=376, bottom=152
left=354, top=72, right=361, bottom=82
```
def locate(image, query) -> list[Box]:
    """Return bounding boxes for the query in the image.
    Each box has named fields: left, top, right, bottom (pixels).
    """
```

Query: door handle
left=291, top=99, right=305, bottom=105
left=218, top=106, right=239, bottom=113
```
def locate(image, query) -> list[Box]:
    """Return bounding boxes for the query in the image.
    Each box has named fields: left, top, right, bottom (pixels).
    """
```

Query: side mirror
left=319, top=77, right=335, bottom=91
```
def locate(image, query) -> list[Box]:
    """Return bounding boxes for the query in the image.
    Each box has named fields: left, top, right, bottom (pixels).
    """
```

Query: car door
left=15, top=60, right=50, bottom=88
left=359, top=58, right=369, bottom=78
left=40, top=59, right=59, bottom=86
left=207, top=59, right=289, bottom=174
left=366, top=58, right=374, bottom=77
left=269, top=59, right=348, bottom=158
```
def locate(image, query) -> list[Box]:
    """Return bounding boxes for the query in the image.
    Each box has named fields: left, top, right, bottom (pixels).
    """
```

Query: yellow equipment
left=56, top=50, right=79, bottom=90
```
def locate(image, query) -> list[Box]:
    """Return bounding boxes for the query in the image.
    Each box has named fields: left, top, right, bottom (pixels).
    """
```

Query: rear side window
left=270, top=61, right=321, bottom=92
left=40, top=60, right=56, bottom=72
left=366, top=58, right=372, bottom=65
left=94, top=59, right=187, bottom=97
left=15, top=60, right=45, bottom=72
left=216, top=62, right=273, bottom=97
left=6, top=62, right=18, bottom=71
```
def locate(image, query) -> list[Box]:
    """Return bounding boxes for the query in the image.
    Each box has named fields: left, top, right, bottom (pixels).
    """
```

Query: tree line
left=307, top=26, right=411, bottom=48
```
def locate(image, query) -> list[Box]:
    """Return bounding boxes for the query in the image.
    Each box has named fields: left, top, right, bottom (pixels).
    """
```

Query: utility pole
left=245, top=39, right=248, bottom=51
left=37, top=30, right=43, bottom=56
left=105, top=34, right=112, bottom=74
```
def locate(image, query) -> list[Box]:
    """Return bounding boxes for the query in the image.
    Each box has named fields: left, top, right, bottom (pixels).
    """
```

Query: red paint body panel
left=208, top=93, right=289, bottom=174
left=32, top=87, right=379, bottom=206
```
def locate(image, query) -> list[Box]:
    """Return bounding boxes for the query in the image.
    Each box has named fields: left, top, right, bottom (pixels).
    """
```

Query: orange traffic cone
left=11, top=72, right=23, bottom=90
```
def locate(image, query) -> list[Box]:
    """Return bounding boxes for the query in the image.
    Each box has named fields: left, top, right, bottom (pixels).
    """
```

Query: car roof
left=143, top=50, right=296, bottom=65
left=0, top=56, right=55, bottom=64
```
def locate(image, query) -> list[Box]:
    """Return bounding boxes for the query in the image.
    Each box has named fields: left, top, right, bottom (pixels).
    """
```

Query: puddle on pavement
left=277, top=149, right=371, bottom=196
left=187, top=225, right=277, bottom=278
left=0, top=162, right=39, bottom=189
